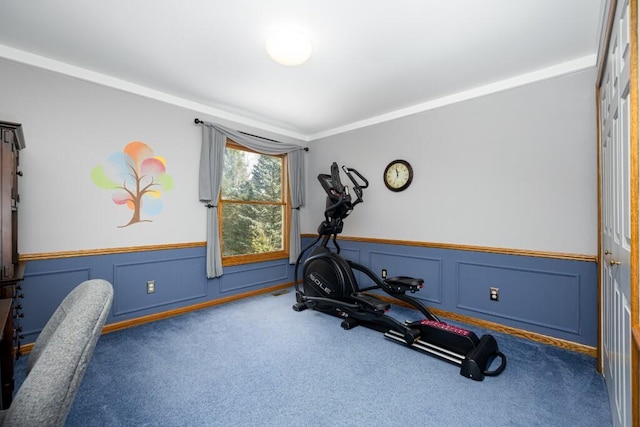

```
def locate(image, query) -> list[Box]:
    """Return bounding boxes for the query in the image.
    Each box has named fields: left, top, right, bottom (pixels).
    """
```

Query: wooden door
left=599, top=0, right=636, bottom=426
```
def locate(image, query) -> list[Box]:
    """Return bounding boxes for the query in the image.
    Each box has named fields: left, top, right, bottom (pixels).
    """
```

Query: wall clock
left=383, top=159, right=413, bottom=192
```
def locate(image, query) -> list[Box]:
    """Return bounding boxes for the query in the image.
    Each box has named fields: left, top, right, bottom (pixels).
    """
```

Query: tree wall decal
left=91, top=141, right=174, bottom=227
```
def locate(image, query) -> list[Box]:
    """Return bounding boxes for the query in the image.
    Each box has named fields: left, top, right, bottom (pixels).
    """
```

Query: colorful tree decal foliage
left=91, top=142, right=173, bottom=227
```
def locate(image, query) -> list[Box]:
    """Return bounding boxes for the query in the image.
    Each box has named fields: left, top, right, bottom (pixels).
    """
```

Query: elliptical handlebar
left=342, top=165, right=368, bottom=206
left=317, top=162, right=368, bottom=225
left=330, top=162, right=345, bottom=194
left=317, top=162, right=368, bottom=221
left=323, top=191, right=348, bottom=223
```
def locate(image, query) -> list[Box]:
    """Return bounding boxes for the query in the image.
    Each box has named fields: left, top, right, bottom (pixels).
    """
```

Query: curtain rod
left=194, top=118, right=309, bottom=151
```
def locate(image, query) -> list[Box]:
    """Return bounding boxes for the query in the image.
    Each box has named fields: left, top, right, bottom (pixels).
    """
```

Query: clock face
left=383, top=160, right=413, bottom=191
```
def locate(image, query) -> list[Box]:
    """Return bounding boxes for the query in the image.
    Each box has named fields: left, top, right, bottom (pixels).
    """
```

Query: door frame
left=596, top=0, right=639, bottom=425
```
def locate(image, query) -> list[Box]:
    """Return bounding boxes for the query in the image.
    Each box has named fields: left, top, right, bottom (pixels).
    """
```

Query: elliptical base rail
left=384, top=325, right=506, bottom=381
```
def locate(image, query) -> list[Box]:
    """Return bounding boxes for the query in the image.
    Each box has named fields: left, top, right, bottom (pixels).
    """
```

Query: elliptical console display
left=293, top=162, right=506, bottom=380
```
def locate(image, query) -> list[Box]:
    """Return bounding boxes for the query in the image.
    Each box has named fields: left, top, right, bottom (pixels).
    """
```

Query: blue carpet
left=16, top=289, right=611, bottom=426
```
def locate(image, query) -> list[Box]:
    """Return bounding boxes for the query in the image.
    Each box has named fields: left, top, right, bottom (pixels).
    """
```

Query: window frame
left=219, top=140, right=290, bottom=267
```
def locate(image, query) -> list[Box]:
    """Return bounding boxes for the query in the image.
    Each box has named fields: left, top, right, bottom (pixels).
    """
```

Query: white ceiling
left=0, top=1, right=605, bottom=141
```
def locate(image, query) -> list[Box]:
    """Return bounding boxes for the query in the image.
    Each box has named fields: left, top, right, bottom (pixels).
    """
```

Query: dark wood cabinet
left=0, top=122, right=24, bottom=281
left=0, top=121, right=25, bottom=409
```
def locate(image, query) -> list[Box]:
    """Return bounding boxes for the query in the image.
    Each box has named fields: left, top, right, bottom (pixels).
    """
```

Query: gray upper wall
left=0, top=58, right=206, bottom=253
left=0, top=57, right=597, bottom=256
left=305, top=68, right=598, bottom=255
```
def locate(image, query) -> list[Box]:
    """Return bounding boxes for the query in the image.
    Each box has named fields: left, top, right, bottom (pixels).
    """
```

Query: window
left=219, top=141, right=289, bottom=266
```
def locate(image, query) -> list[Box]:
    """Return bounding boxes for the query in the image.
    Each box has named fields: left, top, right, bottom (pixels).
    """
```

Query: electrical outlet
left=490, top=287, right=499, bottom=302
left=381, top=269, right=387, bottom=279
left=147, top=280, right=156, bottom=294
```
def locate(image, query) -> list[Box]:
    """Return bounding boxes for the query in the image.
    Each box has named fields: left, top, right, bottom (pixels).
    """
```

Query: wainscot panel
left=337, top=247, right=360, bottom=262
left=219, top=260, right=289, bottom=293
left=19, top=246, right=295, bottom=344
left=113, top=255, right=207, bottom=316
left=20, top=267, right=92, bottom=340
left=299, top=236, right=597, bottom=347
left=456, top=261, right=581, bottom=334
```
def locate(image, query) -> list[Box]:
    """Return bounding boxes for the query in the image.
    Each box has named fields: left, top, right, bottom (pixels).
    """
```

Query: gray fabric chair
left=0, top=279, right=113, bottom=426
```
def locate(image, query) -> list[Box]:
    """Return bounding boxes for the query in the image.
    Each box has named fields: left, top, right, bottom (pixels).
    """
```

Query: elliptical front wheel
left=341, top=317, right=359, bottom=330
left=292, top=301, right=308, bottom=312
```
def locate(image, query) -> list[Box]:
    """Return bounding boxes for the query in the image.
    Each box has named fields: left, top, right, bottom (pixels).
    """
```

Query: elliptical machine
left=293, top=162, right=506, bottom=381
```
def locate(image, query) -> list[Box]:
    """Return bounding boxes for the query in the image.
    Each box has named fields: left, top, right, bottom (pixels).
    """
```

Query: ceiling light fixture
left=265, top=26, right=313, bottom=66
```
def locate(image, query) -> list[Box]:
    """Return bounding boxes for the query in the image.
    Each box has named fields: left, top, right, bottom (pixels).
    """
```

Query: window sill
left=222, top=251, right=289, bottom=267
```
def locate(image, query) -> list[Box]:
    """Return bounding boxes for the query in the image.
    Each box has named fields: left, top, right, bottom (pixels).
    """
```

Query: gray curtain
left=198, top=121, right=306, bottom=278
left=199, top=125, right=226, bottom=278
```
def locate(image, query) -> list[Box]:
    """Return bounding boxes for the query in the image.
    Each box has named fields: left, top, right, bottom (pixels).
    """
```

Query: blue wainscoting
left=301, top=237, right=598, bottom=347
left=19, top=246, right=295, bottom=344
left=20, top=239, right=598, bottom=349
